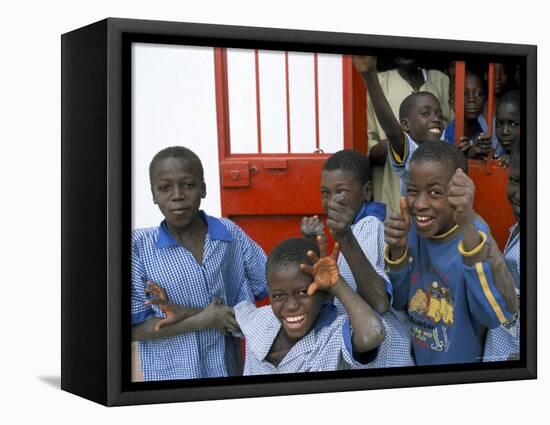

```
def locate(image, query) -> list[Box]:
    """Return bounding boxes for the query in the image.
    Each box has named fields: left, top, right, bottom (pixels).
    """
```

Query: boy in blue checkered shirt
left=235, top=236, right=385, bottom=374
left=301, top=150, right=414, bottom=367
left=131, top=146, right=268, bottom=381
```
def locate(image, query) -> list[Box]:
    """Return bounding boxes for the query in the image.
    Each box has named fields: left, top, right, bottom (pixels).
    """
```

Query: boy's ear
left=362, top=181, right=373, bottom=202
left=201, top=182, right=207, bottom=199
left=151, top=185, right=158, bottom=204
left=400, top=117, right=410, bottom=132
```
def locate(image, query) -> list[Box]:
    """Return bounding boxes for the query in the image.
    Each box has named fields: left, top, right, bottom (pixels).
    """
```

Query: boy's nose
left=172, top=187, right=185, bottom=200
left=414, top=192, right=429, bottom=210
left=284, top=295, right=299, bottom=311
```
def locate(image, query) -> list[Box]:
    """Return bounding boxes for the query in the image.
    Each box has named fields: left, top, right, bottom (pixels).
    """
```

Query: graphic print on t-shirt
left=409, top=281, right=455, bottom=353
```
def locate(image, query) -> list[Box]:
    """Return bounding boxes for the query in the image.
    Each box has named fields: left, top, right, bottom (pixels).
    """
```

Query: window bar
left=313, top=52, right=320, bottom=151
left=254, top=49, right=263, bottom=154
left=285, top=51, right=291, bottom=153
left=485, top=62, right=495, bottom=174
left=454, top=61, right=466, bottom=146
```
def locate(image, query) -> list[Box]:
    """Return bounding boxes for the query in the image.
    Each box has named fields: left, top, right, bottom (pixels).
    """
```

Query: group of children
left=131, top=55, right=522, bottom=381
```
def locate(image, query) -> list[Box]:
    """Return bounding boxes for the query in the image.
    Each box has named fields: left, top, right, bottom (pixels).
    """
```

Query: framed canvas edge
left=70, top=17, right=538, bottom=406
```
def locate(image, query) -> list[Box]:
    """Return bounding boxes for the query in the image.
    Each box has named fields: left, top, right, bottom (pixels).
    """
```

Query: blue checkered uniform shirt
left=484, top=224, right=520, bottom=361
left=388, top=133, right=418, bottom=198
left=131, top=211, right=268, bottom=381
left=334, top=213, right=415, bottom=367
left=235, top=302, right=373, bottom=374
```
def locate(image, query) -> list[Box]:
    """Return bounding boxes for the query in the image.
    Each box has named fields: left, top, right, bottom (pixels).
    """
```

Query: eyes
left=271, top=289, right=309, bottom=301
left=496, top=120, right=520, bottom=128
left=407, top=188, right=445, bottom=198
left=156, top=181, right=196, bottom=192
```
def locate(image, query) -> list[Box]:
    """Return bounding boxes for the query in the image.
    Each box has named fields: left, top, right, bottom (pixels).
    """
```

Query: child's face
left=507, top=155, right=520, bottom=223
left=407, top=160, right=455, bottom=238
left=496, top=102, right=520, bottom=153
left=401, top=94, right=443, bottom=143
left=464, top=74, right=485, bottom=121
left=150, top=157, right=206, bottom=231
left=492, top=63, right=509, bottom=96
left=268, top=263, right=324, bottom=341
left=320, top=169, right=372, bottom=215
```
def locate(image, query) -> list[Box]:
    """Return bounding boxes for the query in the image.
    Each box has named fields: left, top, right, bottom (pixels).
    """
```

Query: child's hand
left=300, top=215, right=326, bottom=240
left=471, top=133, right=492, bottom=157
left=447, top=168, right=476, bottom=227
left=384, top=197, right=410, bottom=250
left=352, top=55, right=377, bottom=73
left=300, top=235, right=341, bottom=296
left=144, top=281, right=186, bottom=332
left=326, top=193, right=355, bottom=241
left=457, top=136, right=470, bottom=153
left=198, top=299, right=240, bottom=335
left=499, top=154, right=510, bottom=167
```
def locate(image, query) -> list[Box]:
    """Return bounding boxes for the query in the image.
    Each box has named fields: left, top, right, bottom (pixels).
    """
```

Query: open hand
left=144, top=281, right=185, bottom=332
left=384, top=196, right=410, bottom=250
left=300, top=235, right=341, bottom=296
left=352, top=55, right=377, bottom=73
left=326, top=193, right=355, bottom=241
left=447, top=168, right=475, bottom=226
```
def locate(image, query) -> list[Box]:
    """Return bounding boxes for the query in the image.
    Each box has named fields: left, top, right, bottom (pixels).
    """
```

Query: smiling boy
left=234, top=237, right=385, bottom=374
left=352, top=56, right=447, bottom=206
left=384, top=141, right=518, bottom=364
left=494, top=90, right=521, bottom=166
left=131, top=146, right=267, bottom=381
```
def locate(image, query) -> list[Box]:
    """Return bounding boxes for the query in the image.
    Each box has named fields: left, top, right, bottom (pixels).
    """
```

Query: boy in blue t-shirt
left=383, top=141, right=518, bottom=364
left=131, top=146, right=267, bottom=381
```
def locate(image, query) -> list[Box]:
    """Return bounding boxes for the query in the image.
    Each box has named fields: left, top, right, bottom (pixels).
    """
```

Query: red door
left=214, top=49, right=366, bottom=269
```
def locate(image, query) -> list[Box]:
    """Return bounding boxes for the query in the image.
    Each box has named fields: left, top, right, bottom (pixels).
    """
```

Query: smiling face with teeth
left=268, top=262, right=325, bottom=341
left=400, top=93, right=444, bottom=143
left=407, top=160, right=456, bottom=239
left=151, top=156, right=206, bottom=234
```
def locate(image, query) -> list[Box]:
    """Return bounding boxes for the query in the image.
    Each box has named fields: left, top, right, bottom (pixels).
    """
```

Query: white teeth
left=284, top=314, right=306, bottom=323
left=415, top=215, right=432, bottom=222
left=429, top=128, right=441, bottom=134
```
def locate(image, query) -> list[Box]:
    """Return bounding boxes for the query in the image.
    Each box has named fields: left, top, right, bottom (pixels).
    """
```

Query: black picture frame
left=61, top=17, right=537, bottom=406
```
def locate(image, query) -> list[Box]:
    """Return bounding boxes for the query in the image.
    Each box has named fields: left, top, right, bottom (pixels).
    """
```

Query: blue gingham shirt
left=442, top=115, right=506, bottom=158
left=235, top=301, right=375, bottom=374
left=131, top=211, right=268, bottom=381
left=334, top=208, right=414, bottom=367
left=483, top=224, right=520, bottom=361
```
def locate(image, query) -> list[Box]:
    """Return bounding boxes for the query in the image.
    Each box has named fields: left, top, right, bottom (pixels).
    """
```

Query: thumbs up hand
left=384, top=197, right=410, bottom=259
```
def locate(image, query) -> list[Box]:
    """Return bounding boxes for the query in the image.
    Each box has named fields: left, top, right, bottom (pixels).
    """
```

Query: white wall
left=132, top=43, right=222, bottom=228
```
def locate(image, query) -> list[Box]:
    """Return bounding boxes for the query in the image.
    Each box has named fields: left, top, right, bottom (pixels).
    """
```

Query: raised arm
left=301, top=237, right=384, bottom=353
left=326, top=194, right=389, bottom=314
left=448, top=169, right=518, bottom=314
left=353, top=56, right=407, bottom=159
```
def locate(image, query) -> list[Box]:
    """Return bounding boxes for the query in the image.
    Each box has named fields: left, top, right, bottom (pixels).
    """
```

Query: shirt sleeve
left=387, top=262, right=411, bottom=311
left=235, top=226, right=269, bottom=300
left=352, top=217, right=393, bottom=301
left=463, top=222, right=517, bottom=329
left=388, top=133, right=418, bottom=198
left=131, top=235, right=154, bottom=325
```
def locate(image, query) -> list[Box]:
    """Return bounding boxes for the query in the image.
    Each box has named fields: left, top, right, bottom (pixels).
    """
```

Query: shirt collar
left=353, top=201, right=386, bottom=224
left=156, top=210, right=232, bottom=249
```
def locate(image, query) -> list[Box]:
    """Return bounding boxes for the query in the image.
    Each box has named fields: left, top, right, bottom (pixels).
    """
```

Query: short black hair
left=266, top=238, right=320, bottom=278
left=399, top=91, right=440, bottom=121
left=411, top=140, right=469, bottom=175
left=498, top=90, right=520, bottom=111
left=322, top=149, right=371, bottom=186
left=149, top=146, right=204, bottom=184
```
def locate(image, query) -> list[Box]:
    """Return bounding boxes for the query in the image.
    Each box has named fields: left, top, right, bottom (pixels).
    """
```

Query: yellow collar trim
left=431, top=224, right=459, bottom=239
